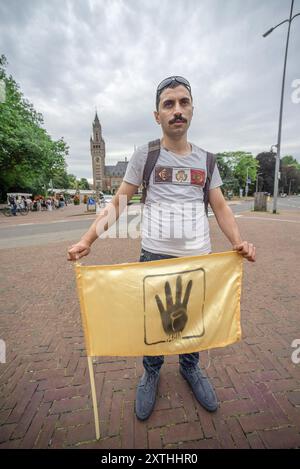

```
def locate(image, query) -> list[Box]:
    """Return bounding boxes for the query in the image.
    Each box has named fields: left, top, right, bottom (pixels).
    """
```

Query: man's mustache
left=169, top=115, right=187, bottom=125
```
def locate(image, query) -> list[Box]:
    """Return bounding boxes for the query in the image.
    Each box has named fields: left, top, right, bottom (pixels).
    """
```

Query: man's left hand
left=233, top=241, right=256, bottom=262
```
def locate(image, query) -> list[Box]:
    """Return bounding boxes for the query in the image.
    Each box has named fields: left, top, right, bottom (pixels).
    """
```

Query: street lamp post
left=263, top=0, right=300, bottom=213
left=270, top=144, right=280, bottom=194
left=245, top=167, right=249, bottom=199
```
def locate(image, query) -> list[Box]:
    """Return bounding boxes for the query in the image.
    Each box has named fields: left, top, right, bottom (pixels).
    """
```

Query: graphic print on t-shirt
left=154, top=166, right=206, bottom=186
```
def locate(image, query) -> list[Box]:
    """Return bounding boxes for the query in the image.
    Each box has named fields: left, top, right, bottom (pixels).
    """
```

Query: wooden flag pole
left=87, top=356, right=100, bottom=440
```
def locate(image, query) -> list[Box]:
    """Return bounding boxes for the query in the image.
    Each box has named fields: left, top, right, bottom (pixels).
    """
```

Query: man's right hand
left=67, top=240, right=91, bottom=261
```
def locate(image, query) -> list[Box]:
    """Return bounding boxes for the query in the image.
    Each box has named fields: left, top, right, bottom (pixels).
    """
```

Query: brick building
left=90, top=112, right=128, bottom=193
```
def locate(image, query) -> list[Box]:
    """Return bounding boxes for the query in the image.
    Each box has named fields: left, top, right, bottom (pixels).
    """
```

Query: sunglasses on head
left=156, top=76, right=191, bottom=93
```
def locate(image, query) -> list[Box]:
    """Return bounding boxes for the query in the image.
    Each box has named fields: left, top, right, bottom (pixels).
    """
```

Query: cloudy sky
left=1, top=0, right=300, bottom=180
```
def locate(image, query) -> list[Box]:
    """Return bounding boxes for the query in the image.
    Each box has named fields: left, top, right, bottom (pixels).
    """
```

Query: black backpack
left=141, top=139, right=216, bottom=215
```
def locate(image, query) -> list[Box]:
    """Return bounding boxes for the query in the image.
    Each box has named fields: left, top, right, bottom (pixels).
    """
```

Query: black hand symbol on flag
left=155, top=276, right=193, bottom=337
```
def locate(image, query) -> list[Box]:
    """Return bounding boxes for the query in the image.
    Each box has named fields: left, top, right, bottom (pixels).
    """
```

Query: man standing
left=8, top=194, right=17, bottom=216
left=68, top=76, right=255, bottom=421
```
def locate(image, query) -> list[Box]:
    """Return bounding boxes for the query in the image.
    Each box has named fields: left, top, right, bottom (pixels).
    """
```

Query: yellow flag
left=75, top=251, right=243, bottom=357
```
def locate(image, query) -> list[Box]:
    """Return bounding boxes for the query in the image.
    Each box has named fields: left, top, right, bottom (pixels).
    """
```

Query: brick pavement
left=0, top=210, right=299, bottom=449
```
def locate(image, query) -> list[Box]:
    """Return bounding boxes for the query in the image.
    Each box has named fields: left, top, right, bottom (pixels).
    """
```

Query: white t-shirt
left=123, top=142, right=223, bottom=257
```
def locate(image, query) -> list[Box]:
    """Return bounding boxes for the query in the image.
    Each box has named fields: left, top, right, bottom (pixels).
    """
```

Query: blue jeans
left=139, top=248, right=199, bottom=373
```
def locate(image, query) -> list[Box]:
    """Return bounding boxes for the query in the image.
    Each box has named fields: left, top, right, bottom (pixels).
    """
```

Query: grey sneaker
left=135, top=370, right=160, bottom=420
left=180, top=365, right=218, bottom=412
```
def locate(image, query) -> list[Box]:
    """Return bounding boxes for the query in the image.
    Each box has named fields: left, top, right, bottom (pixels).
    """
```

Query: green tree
left=233, top=152, right=258, bottom=194
left=281, top=155, right=300, bottom=169
left=51, top=167, right=69, bottom=189
left=217, top=151, right=258, bottom=195
left=216, top=153, right=239, bottom=196
left=78, top=178, right=90, bottom=190
left=0, top=55, right=69, bottom=200
left=281, top=155, right=300, bottom=194
left=256, top=152, right=276, bottom=194
left=67, top=174, right=78, bottom=189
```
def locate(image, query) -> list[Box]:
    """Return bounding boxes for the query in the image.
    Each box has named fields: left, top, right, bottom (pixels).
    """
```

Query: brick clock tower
left=90, top=112, right=105, bottom=192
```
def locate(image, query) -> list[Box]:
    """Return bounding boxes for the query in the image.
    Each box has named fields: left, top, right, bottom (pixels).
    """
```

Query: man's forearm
left=80, top=209, right=109, bottom=246
left=80, top=201, right=123, bottom=246
left=213, top=204, right=242, bottom=247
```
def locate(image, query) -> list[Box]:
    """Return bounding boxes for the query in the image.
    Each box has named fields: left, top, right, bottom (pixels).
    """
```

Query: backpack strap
left=140, top=139, right=161, bottom=204
left=203, top=152, right=216, bottom=216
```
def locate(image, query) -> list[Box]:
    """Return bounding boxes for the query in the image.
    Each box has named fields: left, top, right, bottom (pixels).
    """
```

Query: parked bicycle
left=2, top=204, right=29, bottom=216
